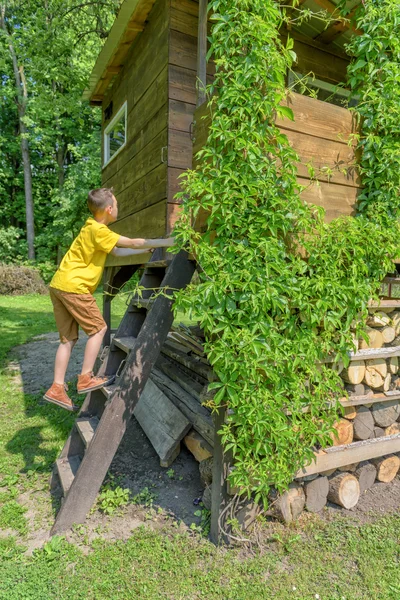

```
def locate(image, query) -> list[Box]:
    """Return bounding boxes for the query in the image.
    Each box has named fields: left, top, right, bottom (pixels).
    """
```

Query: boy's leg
left=81, top=325, right=107, bottom=375
left=43, top=288, right=79, bottom=411
left=62, top=294, right=114, bottom=393
left=54, top=340, right=76, bottom=385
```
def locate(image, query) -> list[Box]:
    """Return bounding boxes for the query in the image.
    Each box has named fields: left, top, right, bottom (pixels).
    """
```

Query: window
left=288, top=72, right=358, bottom=108
left=103, top=101, right=127, bottom=167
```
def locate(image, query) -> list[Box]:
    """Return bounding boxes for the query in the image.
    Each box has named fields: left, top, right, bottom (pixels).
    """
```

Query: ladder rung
left=144, top=260, right=171, bottom=269
left=113, top=336, right=137, bottom=353
left=101, top=383, right=118, bottom=398
left=56, top=455, right=81, bottom=495
left=76, top=417, right=99, bottom=448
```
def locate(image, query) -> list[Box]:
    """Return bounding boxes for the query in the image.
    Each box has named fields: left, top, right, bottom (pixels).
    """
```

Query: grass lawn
left=0, top=293, right=400, bottom=599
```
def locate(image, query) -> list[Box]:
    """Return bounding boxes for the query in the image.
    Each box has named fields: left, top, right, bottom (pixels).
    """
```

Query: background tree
left=0, top=0, right=121, bottom=268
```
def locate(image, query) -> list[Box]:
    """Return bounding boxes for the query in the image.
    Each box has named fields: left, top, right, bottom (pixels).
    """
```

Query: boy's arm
left=115, top=236, right=174, bottom=249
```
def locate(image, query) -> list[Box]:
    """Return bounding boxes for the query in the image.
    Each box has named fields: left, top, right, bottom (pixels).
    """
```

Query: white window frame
left=103, top=101, right=127, bottom=168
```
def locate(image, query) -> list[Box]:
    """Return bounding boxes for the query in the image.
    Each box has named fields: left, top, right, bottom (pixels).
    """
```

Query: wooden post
left=210, top=407, right=231, bottom=544
left=196, top=0, right=208, bottom=107
left=103, top=267, right=114, bottom=347
left=102, top=264, right=141, bottom=347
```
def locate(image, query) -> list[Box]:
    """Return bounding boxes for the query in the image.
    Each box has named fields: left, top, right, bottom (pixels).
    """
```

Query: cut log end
left=371, top=455, right=400, bottom=483
left=330, top=418, right=354, bottom=446
left=276, top=484, right=305, bottom=523
left=327, top=473, right=360, bottom=509
left=305, top=476, right=329, bottom=513
left=354, top=462, right=377, bottom=493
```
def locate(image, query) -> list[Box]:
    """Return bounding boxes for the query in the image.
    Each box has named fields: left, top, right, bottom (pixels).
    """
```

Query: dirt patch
left=15, top=332, right=88, bottom=395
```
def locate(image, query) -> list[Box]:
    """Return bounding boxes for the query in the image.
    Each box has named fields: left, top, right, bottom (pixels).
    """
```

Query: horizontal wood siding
left=101, top=0, right=169, bottom=239
left=292, top=37, right=349, bottom=84
left=167, top=0, right=214, bottom=232
left=193, top=92, right=362, bottom=229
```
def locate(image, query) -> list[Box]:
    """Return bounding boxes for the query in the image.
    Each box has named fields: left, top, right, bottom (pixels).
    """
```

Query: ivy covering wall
left=173, top=0, right=400, bottom=503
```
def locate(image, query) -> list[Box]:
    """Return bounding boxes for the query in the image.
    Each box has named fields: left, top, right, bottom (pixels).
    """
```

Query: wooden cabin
left=50, top=0, right=400, bottom=539
left=83, top=0, right=363, bottom=258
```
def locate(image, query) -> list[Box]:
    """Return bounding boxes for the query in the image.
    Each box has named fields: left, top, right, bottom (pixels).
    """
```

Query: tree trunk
left=359, top=328, right=384, bottom=350
left=372, top=400, right=400, bottom=427
left=381, top=327, right=396, bottom=344
left=1, top=9, right=35, bottom=259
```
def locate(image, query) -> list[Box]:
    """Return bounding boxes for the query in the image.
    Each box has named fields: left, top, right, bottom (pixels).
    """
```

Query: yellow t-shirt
left=50, top=218, right=120, bottom=294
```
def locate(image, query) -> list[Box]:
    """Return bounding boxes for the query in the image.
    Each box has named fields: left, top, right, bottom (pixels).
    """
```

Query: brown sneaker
left=77, top=372, right=115, bottom=394
left=43, top=383, right=79, bottom=412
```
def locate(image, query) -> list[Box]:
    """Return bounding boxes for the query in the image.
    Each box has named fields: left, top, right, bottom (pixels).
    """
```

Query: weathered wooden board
left=104, top=105, right=168, bottom=210
left=134, top=378, right=191, bottom=464
left=100, top=0, right=170, bottom=237
left=278, top=92, right=358, bottom=144
left=291, top=37, right=350, bottom=84
left=169, top=99, right=196, bottom=133
left=102, top=69, right=168, bottom=184
left=106, top=128, right=168, bottom=195
left=115, top=162, right=168, bottom=220
left=169, top=29, right=215, bottom=75
left=88, top=0, right=158, bottom=102
left=109, top=200, right=167, bottom=240
left=168, top=167, right=186, bottom=203
left=150, top=367, right=214, bottom=446
left=169, top=65, right=213, bottom=105
left=299, top=178, right=359, bottom=222
left=102, top=0, right=168, bottom=111
left=296, top=434, right=400, bottom=478
left=166, top=203, right=183, bottom=235
left=168, top=128, right=193, bottom=170
left=285, top=129, right=360, bottom=187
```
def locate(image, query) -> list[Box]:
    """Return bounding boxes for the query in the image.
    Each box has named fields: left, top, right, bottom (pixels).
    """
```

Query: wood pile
left=136, top=303, right=400, bottom=524
left=136, top=324, right=215, bottom=467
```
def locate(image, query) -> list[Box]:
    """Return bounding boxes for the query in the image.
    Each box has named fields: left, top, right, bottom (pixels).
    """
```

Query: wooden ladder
left=51, top=250, right=196, bottom=535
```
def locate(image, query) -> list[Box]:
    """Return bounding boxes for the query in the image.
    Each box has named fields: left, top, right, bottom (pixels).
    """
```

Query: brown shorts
left=49, top=287, right=106, bottom=343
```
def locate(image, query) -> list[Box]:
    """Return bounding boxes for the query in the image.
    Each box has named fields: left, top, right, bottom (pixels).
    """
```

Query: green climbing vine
left=344, top=0, right=400, bottom=226
left=172, top=0, right=400, bottom=503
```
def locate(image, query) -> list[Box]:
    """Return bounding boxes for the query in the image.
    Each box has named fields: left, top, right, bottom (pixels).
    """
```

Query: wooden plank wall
left=101, top=0, right=169, bottom=245
left=192, top=91, right=361, bottom=229
left=167, top=0, right=214, bottom=233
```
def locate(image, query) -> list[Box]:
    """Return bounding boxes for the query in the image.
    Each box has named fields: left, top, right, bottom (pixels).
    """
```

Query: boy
left=44, top=187, right=173, bottom=411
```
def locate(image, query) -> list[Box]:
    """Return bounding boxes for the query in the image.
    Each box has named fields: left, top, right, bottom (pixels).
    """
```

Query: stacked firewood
left=341, top=309, right=400, bottom=395
left=277, top=306, right=400, bottom=522
left=150, top=324, right=214, bottom=461
left=145, top=309, right=400, bottom=523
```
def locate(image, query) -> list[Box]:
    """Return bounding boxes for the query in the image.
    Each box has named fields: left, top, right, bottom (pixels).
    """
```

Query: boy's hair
left=87, top=188, right=114, bottom=215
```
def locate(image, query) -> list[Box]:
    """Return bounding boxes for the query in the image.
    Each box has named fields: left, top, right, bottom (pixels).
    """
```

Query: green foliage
left=0, top=227, right=27, bottom=262
left=40, top=536, right=67, bottom=563
left=345, top=0, right=400, bottom=227
left=132, top=487, right=158, bottom=508
left=172, top=0, right=399, bottom=502
left=98, top=486, right=130, bottom=515
left=0, top=0, right=119, bottom=262
left=0, top=501, right=28, bottom=535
